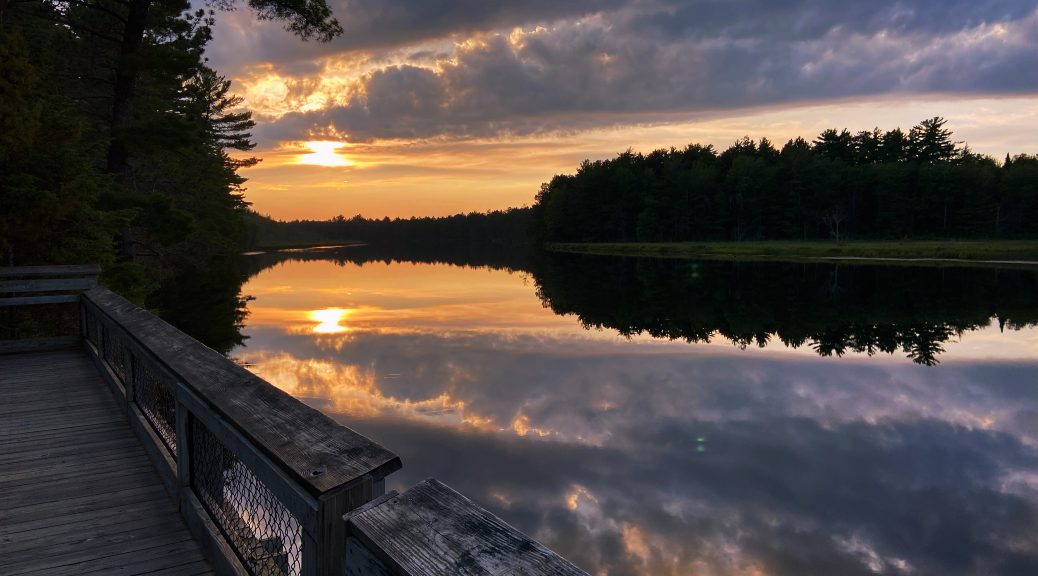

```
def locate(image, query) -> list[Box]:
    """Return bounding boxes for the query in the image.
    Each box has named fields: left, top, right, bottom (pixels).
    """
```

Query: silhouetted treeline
left=1, top=0, right=339, bottom=298
left=533, top=118, right=1038, bottom=242
left=530, top=253, right=1038, bottom=365
left=245, top=243, right=530, bottom=274
left=244, top=208, right=534, bottom=251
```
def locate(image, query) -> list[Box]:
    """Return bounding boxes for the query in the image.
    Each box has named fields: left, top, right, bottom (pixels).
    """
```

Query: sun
left=310, top=308, right=350, bottom=334
left=298, top=141, right=353, bottom=167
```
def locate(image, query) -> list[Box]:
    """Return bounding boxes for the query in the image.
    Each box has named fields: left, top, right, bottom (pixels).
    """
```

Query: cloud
left=232, top=1, right=1038, bottom=143
left=205, top=0, right=621, bottom=72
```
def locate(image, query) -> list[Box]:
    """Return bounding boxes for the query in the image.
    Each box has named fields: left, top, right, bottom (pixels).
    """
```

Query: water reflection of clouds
left=234, top=325, right=1038, bottom=575
left=240, top=327, right=1038, bottom=445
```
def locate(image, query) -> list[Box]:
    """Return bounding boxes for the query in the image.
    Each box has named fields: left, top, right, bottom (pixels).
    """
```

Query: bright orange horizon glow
left=239, top=96, right=1038, bottom=220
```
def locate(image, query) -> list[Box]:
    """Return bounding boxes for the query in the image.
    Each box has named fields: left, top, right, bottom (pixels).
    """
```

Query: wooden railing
left=0, top=264, right=99, bottom=354
left=4, top=265, right=587, bottom=575
left=82, top=287, right=401, bottom=576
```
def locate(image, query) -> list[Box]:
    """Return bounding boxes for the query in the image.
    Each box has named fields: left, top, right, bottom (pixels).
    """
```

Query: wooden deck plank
left=1, top=501, right=180, bottom=551
left=0, top=494, right=173, bottom=536
left=0, top=426, right=137, bottom=454
left=0, top=349, right=213, bottom=575
left=0, top=451, right=151, bottom=485
left=0, top=459, right=155, bottom=491
left=0, top=437, right=145, bottom=466
left=133, top=560, right=215, bottom=576
left=5, top=534, right=201, bottom=576
left=0, top=398, right=116, bottom=416
left=1, top=512, right=190, bottom=559
left=0, top=420, right=127, bottom=442
left=0, top=468, right=166, bottom=508
left=1, top=415, right=130, bottom=436
left=56, top=541, right=207, bottom=576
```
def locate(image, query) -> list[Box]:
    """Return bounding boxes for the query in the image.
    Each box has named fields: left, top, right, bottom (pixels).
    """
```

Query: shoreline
left=548, top=241, right=1038, bottom=268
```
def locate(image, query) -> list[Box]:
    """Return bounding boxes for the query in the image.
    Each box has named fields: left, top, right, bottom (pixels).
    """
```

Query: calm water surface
left=225, top=252, right=1038, bottom=575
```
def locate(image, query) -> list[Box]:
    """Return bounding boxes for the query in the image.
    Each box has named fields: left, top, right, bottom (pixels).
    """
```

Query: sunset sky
left=206, top=1, right=1038, bottom=220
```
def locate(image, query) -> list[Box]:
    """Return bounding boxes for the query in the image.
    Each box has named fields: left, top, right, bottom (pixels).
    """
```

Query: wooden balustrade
left=81, top=287, right=401, bottom=576
left=0, top=264, right=99, bottom=354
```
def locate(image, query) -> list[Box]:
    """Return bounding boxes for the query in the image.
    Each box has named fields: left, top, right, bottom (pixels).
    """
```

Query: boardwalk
left=0, top=349, right=214, bottom=576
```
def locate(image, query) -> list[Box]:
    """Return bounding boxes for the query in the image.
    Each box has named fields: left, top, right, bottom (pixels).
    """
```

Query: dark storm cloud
left=635, top=0, right=1034, bottom=41
left=246, top=0, right=1038, bottom=142
left=207, top=0, right=621, bottom=72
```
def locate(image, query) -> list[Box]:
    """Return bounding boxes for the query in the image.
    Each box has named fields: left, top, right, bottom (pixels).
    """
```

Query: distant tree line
left=532, top=118, right=1038, bottom=243
left=244, top=208, right=534, bottom=251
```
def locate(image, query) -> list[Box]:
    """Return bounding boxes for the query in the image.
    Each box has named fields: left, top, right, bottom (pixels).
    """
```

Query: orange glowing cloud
left=242, top=352, right=498, bottom=429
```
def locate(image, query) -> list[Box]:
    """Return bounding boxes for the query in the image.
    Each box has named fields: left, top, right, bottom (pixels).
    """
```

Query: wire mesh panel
left=191, top=419, right=303, bottom=576
left=102, top=325, right=130, bottom=382
left=84, top=307, right=100, bottom=346
left=134, top=360, right=177, bottom=456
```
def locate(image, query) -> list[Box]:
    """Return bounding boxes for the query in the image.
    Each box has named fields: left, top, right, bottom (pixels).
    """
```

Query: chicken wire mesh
left=191, top=419, right=303, bottom=576
left=101, top=324, right=130, bottom=382
left=133, top=360, right=177, bottom=456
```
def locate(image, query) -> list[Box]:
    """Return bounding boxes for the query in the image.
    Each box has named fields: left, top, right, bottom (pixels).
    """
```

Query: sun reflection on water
left=309, top=308, right=350, bottom=334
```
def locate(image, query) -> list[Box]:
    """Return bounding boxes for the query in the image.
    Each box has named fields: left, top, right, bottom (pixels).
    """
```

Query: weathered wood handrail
left=344, top=479, right=588, bottom=575
left=81, top=286, right=401, bottom=576
left=0, top=264, right=99, bottom=354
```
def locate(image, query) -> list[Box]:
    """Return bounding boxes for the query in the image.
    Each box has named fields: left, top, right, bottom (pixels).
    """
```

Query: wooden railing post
left=309, top=476, right=370, bottom=575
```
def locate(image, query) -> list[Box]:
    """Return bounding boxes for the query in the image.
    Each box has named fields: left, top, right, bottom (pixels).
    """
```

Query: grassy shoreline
left=244, top=240, right=366, bottom=252
left=548, top=240, right=1038, bottom=266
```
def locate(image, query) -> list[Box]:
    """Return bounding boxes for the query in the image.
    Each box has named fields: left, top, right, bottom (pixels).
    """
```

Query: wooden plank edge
left=0, top=278, right=97, bottom=293
left=0, top=336, right=81, bottom=355
left=0, top=264, right=101, bottom=277
left=0, top=294, right=81, bottom=307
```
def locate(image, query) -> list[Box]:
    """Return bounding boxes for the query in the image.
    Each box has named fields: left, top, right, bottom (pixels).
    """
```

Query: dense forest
left=532, top=118, right=1038, bottom=243
left=0, top=0, right=339, bottom=298
left=244, top=208, right=533, bottom=251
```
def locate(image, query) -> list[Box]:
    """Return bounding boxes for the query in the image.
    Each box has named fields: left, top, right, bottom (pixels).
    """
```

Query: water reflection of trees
left=151, top=244, right=530, bottom=354
left=529, top=253, right=1038, bottom=365
left=153, top=246, right=1038, bottom=365
left=148, top=256, right=255, bottom=355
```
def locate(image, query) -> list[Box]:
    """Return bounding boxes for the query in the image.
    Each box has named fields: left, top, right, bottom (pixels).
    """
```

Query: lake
left=190, top=248, right=1038, bottom=575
